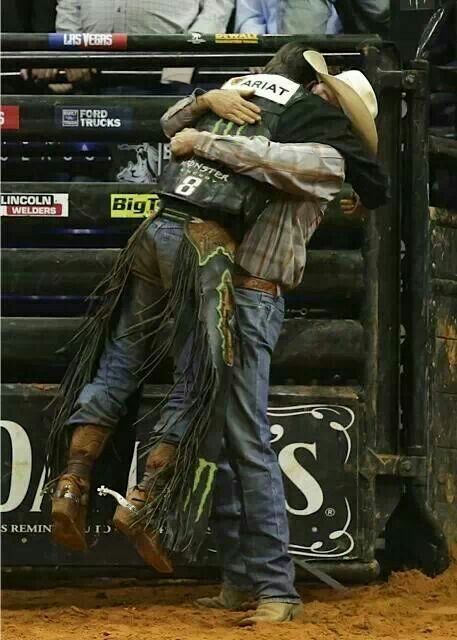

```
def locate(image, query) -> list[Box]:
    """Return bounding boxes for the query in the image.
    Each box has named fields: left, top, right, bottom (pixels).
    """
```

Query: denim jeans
left=69, top=216, right=299, bottom=603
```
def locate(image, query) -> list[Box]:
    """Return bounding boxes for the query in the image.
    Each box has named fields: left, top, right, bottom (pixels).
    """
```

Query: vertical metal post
left=401, top=59, right=431, bottom=458
left=359, top=45, right=402, bottom=561
left=362, top=46, right=402, bottom=455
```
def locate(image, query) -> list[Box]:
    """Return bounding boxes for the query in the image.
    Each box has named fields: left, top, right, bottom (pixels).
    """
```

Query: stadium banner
left=0, top=106, right=20, bottom=130
left=48, top=33, right=128, bottom=50
left=1, top=386, right=360, bottom=567
left=110, top=193, right=159, bottom=218
left=0, top=193, right=69, bottom=217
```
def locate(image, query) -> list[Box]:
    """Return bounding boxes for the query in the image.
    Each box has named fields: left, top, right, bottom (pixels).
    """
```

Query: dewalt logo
left=110, top=193, right=158, bottom=218
left=214, top=33, right=258, bottom=45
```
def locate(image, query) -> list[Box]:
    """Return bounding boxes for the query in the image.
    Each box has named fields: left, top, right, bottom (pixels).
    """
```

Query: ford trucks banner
left=1, top=387, right=359, bottom=566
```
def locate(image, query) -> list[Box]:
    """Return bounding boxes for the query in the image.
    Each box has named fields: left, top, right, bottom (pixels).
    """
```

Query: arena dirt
left=3, top=555, right=457, bottom=640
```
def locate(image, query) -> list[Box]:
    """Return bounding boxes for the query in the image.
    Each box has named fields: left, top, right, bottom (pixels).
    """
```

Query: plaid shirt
left=162, top=95, right=345, bottom=290
left=56, top=0, right=234, bottom=33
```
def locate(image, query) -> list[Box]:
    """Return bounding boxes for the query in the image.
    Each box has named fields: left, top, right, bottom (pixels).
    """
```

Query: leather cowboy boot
left=195, top=587, right=256, bottom=611
left=238, top=602, right=304, bottom=626
left=113, top=442, right=176, bottom=573
left=52, top=424, right=110, bottom=552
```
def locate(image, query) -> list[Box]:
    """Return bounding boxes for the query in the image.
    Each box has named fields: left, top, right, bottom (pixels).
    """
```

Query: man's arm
left=235, top=0, right=269, bottom=34
left=172, top=130, right=345, bottom=204
left=161, top=94, right=207, bottom=139
left=190, top=0, right=235, bottom=32
left=160, top=89, right=261, bottom=138
left=56, top=0, right=82, bottom=32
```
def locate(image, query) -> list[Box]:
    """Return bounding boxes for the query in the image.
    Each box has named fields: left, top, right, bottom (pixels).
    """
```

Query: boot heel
left=113, top=505, right=139, bottom=538
left=52, top=498, right=87, bottom=552
left=113, top=503, right=173, bottom=574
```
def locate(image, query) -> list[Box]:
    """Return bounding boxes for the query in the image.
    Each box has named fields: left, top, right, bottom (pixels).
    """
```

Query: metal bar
left=2, top=559, right=380, bottom=584
left=1, top=317, right=364, bottom=384
left=1, top=69, right=251, bottom=79
left=1, top=32, right=382, bottom=52
left=294, top=559, right=347, bottom=592
left=402, top=59, right=431, bottom=457
left=0, top=94, right=174, bottom=141
left=0, top=50, right=364, bottom=71
left=1, top=248, right=364, bottom=299
left=359, top=44, right=402, bottom=567
left=429, top=135, right=457, bottom=161
left=1, top=182, right=363, bottom=233
left=362, top=45, right=402, bottom=455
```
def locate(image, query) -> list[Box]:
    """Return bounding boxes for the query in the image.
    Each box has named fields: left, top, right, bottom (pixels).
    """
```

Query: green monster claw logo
left=216, top=269, right=235, bottom=366
left=184, top=458, right=218, bottom=522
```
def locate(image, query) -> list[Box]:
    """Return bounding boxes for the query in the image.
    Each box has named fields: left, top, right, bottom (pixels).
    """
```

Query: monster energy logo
left=185, top=457, right=218, bottom=522
left=216, top=269, right=235, bottom=366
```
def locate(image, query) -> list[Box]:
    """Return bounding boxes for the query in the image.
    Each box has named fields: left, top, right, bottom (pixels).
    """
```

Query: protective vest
left=158, top=74, right=307, bottom=225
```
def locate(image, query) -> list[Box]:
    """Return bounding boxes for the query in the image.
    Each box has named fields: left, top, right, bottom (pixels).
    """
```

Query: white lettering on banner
left=2, top=404, right=355, bottom=559
left=30, top=467, right=46, bottom=513
left=127, top=441, right=140, bottom=490
left=222, top=74, right=300, bottom=105
left=1, top=423, right=325, bottom=517
left=1, top=195, right=52, bottom=205
left=268, top=403, right=356, bottom=558
left=61, top=108, right=123, bottom=129
left=0, top=421, right=32, bottom=513
left=63, top=33, right=114, bottom=48
left=0, top=193, right=69, bottom=217
left=79, top=109, right=121, bottom=128
left=278, top=443, right=324, bottom=516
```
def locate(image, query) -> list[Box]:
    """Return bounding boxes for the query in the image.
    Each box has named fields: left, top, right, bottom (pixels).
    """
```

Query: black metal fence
left=0, top=33, right=453, bottom=580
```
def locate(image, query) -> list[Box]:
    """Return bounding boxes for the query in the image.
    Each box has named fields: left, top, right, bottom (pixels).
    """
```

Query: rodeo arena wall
left=1, top=31, right=456, bottom=581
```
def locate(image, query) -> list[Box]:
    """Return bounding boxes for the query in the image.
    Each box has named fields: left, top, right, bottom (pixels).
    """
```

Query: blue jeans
left=69, top=217, right=299, bottom=603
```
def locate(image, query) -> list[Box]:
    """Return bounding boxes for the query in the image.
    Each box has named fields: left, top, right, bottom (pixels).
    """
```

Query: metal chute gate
left=1, top=33, right=455, bottom=582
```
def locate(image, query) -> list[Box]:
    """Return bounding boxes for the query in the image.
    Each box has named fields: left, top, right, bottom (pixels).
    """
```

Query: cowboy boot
left=52, top=424, right=110, bottom=552
left=195, top=586, right=256, bottom=611
left=238, top=601, right=304, bottom=626
left=113, top=442, right=176, bottom=573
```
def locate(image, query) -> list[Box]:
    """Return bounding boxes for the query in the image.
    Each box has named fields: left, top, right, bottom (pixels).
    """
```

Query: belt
left=157, top=196, right=238, bottom=232
left=233, top=274, right=282, bottom=298
left=158, top=195, right=204, bottom=219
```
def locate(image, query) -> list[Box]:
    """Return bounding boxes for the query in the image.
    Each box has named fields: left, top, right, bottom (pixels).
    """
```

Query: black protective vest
left=158, top=74, right=307, bottom=225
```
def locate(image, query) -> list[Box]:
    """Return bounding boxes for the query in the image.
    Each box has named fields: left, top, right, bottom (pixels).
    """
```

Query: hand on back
left=199, top=88, right=262, bottom=126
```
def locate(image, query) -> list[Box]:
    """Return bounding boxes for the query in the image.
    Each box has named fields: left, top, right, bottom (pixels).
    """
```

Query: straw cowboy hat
left=303, top=50, right=379, bottom=155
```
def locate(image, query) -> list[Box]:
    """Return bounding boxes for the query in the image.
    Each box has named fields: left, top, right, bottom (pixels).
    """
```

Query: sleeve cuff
left=193, top=131, right=217, bottom=159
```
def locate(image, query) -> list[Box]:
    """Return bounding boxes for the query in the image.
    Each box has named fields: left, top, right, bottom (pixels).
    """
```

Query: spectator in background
left=56, top=0, right=235, bottom=87
left=1, top=0, right=58, bottom=91
left=55, top=0, right=235, bottom=183
left=235, top=0, right=278, bottom=33
left=236, top=0, right=389, bottom=36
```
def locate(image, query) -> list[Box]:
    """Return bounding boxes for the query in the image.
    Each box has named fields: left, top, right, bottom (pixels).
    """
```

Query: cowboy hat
left=303, top=50, right=379, bottom=155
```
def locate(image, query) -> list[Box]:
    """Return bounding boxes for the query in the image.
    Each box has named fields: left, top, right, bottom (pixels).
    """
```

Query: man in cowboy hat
left=303, top=49, right=379, bottom=156
left=156, top=47, right=385, bottom=622
left=47, top=43, right=387, bottom=625
left=304, top=48, right=380, bottom=214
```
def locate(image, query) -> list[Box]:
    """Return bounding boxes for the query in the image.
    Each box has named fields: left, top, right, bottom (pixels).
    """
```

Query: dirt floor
left=3, top=558, right=457, bottom=640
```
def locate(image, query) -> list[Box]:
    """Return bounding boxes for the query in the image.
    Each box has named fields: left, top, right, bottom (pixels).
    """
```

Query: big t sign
left=1, top=385, right=360, bottom=567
